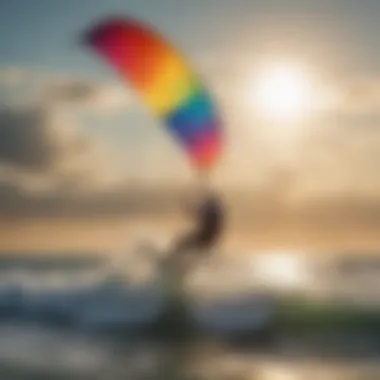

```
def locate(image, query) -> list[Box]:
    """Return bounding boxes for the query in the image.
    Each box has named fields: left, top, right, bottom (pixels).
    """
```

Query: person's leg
left=163, top=227, right=220, bottom=274
left=172, top=230, right=202, bottom=254
left=160, top=231, right=199, bottom=273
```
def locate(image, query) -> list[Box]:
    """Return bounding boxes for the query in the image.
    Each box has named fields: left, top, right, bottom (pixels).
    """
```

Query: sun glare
left=251, top=252, right=310, bottom=291
left=251, top=64, right=313, bottom=122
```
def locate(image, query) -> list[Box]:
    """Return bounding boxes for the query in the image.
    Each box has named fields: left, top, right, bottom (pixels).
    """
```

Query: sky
left=1, top=0, right=380, bottom=250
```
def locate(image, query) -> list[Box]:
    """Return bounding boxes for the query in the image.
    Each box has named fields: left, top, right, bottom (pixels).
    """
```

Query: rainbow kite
left=83, top=17, right=223, bottom=173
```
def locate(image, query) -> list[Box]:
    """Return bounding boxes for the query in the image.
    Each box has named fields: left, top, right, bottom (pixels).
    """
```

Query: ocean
left=0, top=251, right=379, bottom=379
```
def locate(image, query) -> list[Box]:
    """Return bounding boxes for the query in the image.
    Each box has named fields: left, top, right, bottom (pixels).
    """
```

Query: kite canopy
left=83, top=17, right=223, bottom=174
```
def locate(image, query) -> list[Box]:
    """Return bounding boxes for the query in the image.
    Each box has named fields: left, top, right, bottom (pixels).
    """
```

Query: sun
left=250, top=63, right=313, bottom=122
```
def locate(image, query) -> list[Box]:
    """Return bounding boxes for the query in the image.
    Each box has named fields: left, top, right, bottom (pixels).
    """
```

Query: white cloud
left=40, top=77, right=131, bottom=114
left=0, top=66, right=131, bottom=115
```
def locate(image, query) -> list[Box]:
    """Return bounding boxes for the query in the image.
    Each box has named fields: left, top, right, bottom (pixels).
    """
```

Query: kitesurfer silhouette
left=167, top=187, right=224, bottom=271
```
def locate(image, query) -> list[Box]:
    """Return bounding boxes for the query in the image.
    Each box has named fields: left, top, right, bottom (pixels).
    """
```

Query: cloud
left=0, top=105, right=64, bottom=169
left=0, top=101, right=123, bottom=203
left=40, top=77, right=130, bottom=114
left=342, top=77, right=380, bottom=113
left=0, top=66, right=131, bottom=114
left=0, top=65, right=145, bottom=195
left=0, top=104, right=102, bottom=173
